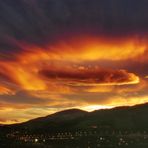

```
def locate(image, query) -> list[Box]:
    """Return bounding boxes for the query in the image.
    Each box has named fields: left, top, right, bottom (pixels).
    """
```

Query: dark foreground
left=2, top=104, right=148, bottom=148
left=1, top=130, right=148, bottom=148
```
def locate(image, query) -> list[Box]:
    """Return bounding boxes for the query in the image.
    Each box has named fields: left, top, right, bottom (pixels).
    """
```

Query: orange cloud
left=0, top=62, right=139, bottom=96
left=0, top=85, right=14, bottom=95
left=0, top=35, right=143, bottom=95
left=108, top=96, right=148, bottom=107
left=16, top=35, right=147, bottom=62
left=0, top=62, right=46, bottom=91
left=0, top=35, right=147, bottom=124
left=41, top=67, right=139, bottom=86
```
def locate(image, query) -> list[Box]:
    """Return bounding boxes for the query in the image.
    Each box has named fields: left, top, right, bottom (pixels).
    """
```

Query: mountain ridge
left=3, top=102, right=148, bottom=132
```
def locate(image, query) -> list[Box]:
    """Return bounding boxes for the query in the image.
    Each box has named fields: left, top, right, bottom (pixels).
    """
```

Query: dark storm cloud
left=0, top=0, right=148, bottom=54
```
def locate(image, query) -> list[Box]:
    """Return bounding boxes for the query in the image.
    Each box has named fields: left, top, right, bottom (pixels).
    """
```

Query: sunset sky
left=0, top=0, right=148, bottom=124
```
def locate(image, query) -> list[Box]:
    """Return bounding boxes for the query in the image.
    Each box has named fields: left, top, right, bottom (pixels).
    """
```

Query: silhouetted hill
left=46, top=108, right=88, bottom=118
left=7, top=109, right=88, bottom=132
left=5, top=103, right=148, bottom=132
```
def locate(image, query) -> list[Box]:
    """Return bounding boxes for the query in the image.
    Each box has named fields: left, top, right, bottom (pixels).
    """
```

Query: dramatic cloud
left=0, top=0, right=148, bottom=124
left=0, top=36, right=142, bottom=97
left=41, top=67, right=139, bottom=86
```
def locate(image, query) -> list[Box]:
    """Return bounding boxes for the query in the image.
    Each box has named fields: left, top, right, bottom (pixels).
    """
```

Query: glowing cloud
left=41, top=67, right=139, bottom=86
left=0, top=35, right=147, bottom=124
left=0, top=36, right=142, bottom=94
left=0, top=85, right=14, bottom=95
left=16, top=36, right=147, bottom=62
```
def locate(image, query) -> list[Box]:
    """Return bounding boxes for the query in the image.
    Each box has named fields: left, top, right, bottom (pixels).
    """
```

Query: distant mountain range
left=4, top=103, right=148, bottom=132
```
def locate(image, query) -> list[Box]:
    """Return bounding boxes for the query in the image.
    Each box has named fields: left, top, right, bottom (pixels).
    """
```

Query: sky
left=0, top=0, right=148, bottom=124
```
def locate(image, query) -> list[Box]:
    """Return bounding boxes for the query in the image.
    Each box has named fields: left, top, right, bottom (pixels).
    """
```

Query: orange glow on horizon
left=1, top=97, right=148, bottom=125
